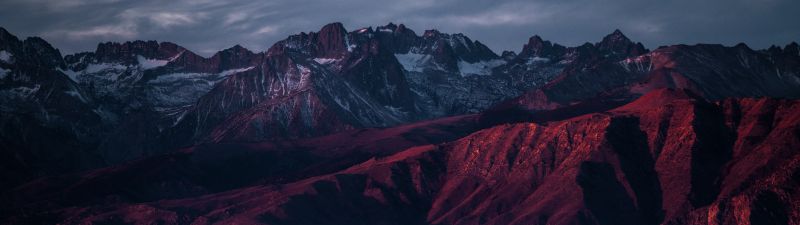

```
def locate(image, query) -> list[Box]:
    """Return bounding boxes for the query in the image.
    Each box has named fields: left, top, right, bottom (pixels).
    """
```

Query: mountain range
left=1, top=22, right=799, bottom=225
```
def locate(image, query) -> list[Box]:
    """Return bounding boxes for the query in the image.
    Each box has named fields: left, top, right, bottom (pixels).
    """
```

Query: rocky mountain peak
left=380, top=22, right=399, bottom=31
left=734, top=42, right=752, bottom=51
left=319, top=22, right=347, bottom=37
left=310, top=22, right=349, bottom=58
left=396, top=23, right=410, bottom=32
left=210, top=44, right=257, bottom=71
left=501, top=50, right=517, bottom=60
left=0, top=27, right=21, bottom=49
left=381, top=23, right=418, bottom=38
left=220, top=44, right=252, bottom=55
left=521, top=35, right=547, bottom=54
left=518, top=35, right=563, bottom=59
left=94, top=40, right=185, bottom=64
left=597, top=29, right=648, bottom=57
left=423, top=29, right=442, bottom=38
left=603, top=29, right=629, bottom=43
left=22, top=37, right=65, bottom=68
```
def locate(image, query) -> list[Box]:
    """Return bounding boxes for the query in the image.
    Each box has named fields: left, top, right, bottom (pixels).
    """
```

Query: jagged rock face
left=3, top=22, right=542, bottom=177
left=0, top=27, right=269, bottom=183
left=167, top=22, right=553, bottom=144
left=58, top=41, right=263, bottom=163
left=423, top=89, right=799, bottom=225
left=375, top=23, right=419, bottom=54
left=596, top=29, right=648, bottom=59
left=0, top=28, right=105, bottom=190
left=16, top=89, right=799, bottom=225
left=163, top=42, right=417, bottom=144
left=270, top=22, right=419, bottom=110
left=504, top=37, right=800, bottom=113
left=162, top=52, right=399, bottom=145
left=211, top=45, right=261, bottom=72
left=518, top=35, right=567, bottom=59
left=494, top=30, right=650, bottom=106
left=63, top=40, right=262, bottom=110
left=501, top=50, right=517, bottom=61
left=625, top=44, right=800, bottom=99
left=94, top=41, right=184, bottom=64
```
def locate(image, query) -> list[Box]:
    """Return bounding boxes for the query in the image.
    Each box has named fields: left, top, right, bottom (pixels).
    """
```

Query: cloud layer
left=1, top=0, right=798, bottom=56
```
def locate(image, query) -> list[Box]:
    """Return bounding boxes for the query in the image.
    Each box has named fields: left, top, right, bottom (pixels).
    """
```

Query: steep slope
left=162, top=50, right=410, bottom=146
left=0, top=114, right=482, bottom=223
left=0, top=27, right=266, bottom=187
left=625, top=43, right=800, bottom=99
left=0, top=28, right=106, bottom=190
left=61, top=41, right=264, bottom=162
left=9, top=89, right=799, bottom=225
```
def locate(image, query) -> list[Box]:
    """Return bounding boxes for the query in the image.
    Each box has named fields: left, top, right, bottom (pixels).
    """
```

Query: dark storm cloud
left=0, top=0, right=797, bottom=56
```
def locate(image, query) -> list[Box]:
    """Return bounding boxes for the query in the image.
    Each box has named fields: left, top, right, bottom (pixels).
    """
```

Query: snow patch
left=85, top=63, right=127, bottom=74
left=297, top=64, right=312, bottom=86
left=149, top=68, right=251, bottom=86
left=313, top=58, right=339, bottom=65
left=384, top=105, right=406, bottom=115
left=149, top=72, right=212, bottom=84
left=137, top=55, right=169, bottom=70
left=58, top=68, right=79, bottom=82
left=5, top=84, right=40, bottom=98
left=528, top=57, right=550, bottom=64
left=395, top=53, right=431, bottom=72
left=345, top=36, right=355, bottom=52
left=65, top=90, right=88, bottom=103
left=0, top=51, right=12, bottom=63
left=220, top=66, right=255, bottom=76
left=458, top=59, right=505, bottom=76
left=619, top=56, right=652, bottom=72
left=449, top=35, right=470, bottom=50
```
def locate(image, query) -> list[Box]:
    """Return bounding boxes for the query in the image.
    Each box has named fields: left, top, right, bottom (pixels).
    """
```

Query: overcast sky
left=1, top=0, right=798, bottom=56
